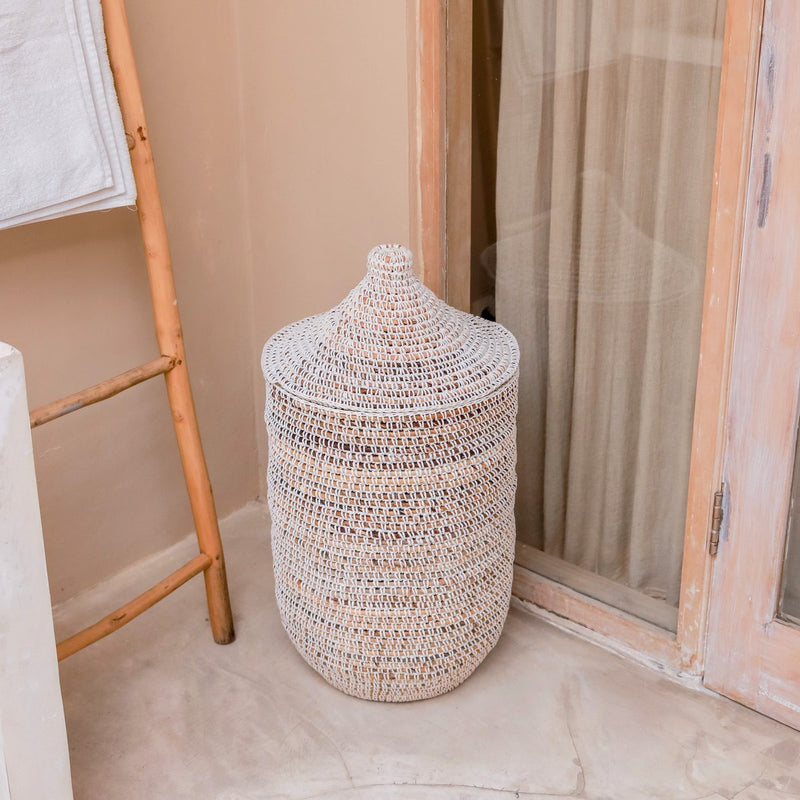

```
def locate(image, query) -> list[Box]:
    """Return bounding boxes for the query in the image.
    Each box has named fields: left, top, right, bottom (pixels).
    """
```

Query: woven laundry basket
left=262, top=244, right=519, bottom=702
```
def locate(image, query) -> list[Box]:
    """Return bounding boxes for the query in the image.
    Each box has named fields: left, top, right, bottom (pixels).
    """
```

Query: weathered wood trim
left=409, top=0, right=472, bottom=304
left=517, top=542, right=679, bottom=633
left=408, top=0, right=445, bottom=295
left=704, top=0, right=800, bottom=730
left=513, top=567, right=678, bottom=668
left=675, top=0, right=766, bottom=673
left=443, top=0, right=472, bottom=311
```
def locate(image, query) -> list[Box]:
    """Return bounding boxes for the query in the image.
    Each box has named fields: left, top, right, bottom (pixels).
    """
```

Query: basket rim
left=264, top=366, right=520, bottom=417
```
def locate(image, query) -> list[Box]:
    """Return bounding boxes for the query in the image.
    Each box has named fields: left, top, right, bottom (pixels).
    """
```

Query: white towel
left=0, top=0, right=136, bottom=230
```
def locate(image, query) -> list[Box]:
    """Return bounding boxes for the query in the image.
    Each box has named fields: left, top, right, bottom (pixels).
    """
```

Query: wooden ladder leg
left=101, top=0, right=235, bottom=644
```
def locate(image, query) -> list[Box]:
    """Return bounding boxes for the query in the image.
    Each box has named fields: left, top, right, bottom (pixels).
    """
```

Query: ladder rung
left=30, top=354, right=178, bottom=428
left=56, top=552, right=212, bottom=661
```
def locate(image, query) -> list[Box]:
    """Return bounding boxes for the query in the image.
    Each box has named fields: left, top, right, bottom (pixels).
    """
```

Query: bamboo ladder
left=30, top=0, right=235, bottom=660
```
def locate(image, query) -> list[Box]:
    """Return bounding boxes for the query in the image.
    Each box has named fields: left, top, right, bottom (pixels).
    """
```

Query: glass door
left=469, top=0, right=726, bottom=632
left=704, top=0, right=800, bottom=730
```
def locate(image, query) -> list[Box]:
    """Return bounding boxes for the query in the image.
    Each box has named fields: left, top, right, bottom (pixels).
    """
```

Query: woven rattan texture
left=263, top=245, right=519, bottom=701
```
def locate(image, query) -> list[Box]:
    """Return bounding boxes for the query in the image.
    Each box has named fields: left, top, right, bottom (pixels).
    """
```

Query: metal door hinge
left=709, top=484, right=725, bottom=555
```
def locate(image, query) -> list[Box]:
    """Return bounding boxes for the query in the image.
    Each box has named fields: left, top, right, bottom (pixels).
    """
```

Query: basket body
left=262, top=245, right=519, bottom=701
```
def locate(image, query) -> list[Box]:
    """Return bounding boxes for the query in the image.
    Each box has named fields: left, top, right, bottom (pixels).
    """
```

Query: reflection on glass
left=471, top=0, right=726, bottom=629
left=780, top=423, right=800, bottom=625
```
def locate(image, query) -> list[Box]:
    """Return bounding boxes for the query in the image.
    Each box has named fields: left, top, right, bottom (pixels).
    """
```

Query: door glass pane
left=471, top=0, right=726, bottom=630
left=780, top=422, right=800, bottom=625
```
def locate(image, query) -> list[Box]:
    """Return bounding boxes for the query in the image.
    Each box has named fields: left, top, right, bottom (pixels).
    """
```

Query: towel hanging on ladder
left=0, top=0, right=136, bottom=230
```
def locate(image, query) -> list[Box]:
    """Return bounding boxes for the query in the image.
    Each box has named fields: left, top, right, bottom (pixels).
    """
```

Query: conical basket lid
left=262, top=244, right=519, bottom=414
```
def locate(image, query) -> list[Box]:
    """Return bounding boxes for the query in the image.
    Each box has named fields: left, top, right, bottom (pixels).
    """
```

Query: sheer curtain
left=495, top=0, right=724, bottom=605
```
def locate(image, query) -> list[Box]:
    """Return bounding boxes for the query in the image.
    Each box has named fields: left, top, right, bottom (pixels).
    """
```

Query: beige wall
left=0, top=0, right=256, bottom=602
left=0, top=1, right=410, bottom=602
left=235, top=0, right=410, bottom=493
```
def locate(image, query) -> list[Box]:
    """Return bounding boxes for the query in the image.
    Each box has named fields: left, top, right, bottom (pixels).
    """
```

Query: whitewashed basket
left=262, top=244, right=519, bottom=701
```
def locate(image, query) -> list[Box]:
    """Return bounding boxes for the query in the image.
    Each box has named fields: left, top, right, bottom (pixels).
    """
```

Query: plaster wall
left=235, top=0, right=411, bottom=494
left=0, top=0, right=410, bottom=601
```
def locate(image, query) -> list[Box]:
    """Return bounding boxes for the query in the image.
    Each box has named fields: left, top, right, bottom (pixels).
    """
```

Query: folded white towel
left=0, top=0, right=136, bottom=230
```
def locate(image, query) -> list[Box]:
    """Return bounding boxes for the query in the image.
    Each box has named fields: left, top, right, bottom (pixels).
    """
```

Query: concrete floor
left=55, top=503, right=800, bottom=800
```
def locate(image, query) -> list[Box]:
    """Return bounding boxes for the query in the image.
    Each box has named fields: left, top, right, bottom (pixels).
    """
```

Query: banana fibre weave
left=262, top=244, right=520, bottom=701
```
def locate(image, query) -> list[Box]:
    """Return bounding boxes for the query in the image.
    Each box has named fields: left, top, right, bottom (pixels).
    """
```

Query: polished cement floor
left=55, top=503, right=800, bottom=800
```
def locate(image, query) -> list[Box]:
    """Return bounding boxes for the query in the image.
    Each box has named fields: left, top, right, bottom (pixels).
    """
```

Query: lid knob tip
left=367, top=244, right=414, bottom=275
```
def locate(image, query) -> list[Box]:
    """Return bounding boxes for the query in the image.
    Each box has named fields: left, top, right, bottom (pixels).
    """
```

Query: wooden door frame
left=408, top=0, right=473, bottom=310
left=704, top=0, right=800, bottom=729
left=408, top=0, right=765, bottom=674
